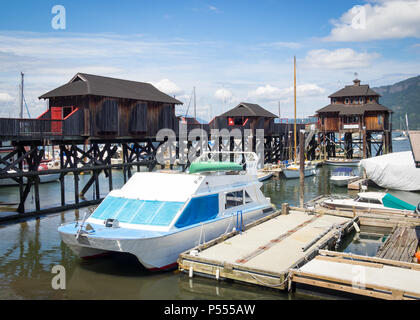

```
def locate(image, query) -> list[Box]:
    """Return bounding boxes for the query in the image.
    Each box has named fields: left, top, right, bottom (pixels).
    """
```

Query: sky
left=0, top=0, right=419, bottom=121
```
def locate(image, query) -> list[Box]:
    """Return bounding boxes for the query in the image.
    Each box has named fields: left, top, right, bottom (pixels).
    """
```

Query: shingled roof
left=219, top=102, right=277, bottom=118
left=39, top=73, right=182, bottom=104
left=316, top=102, right=393, bottom=115
left=329, top=79, right=380, bottom=98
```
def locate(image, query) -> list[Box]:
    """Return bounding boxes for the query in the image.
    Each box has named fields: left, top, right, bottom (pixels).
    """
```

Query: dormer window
left=345, top=98, right=349, bottom=104
left=332, top=98, right=337, bottom=104
left=369, top=97, right=373, bottom=102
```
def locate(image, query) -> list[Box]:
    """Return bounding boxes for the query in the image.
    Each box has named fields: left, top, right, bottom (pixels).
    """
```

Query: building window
left=369, top=97, right=373, bottom=102
left=378, top=115, right=383, bottom=125
left=332, top=98, right=337, bottom=104
left=345, top=98, right=349, bottom=104
left=359, top=97, right=364, bottom=104
left=344, top=116, right=359, bottom=124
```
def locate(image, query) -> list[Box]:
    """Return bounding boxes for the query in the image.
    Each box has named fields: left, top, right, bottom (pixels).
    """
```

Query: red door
left=51, top=107, right=62, bottom=134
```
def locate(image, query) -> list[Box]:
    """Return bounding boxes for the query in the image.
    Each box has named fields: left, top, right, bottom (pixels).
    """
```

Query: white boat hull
left=330, top=176, right=359, bottom=187
left=0, top=173, right=60, bottom=187
left=283, top=167, right=316, bottom=179
left=59, top=207, right=272, bottom=270
left=325, top=159, right=360, bottom=167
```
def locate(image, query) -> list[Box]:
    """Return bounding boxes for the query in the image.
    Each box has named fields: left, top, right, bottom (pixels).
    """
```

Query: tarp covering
left=360, top=151, right=420, bottom=191
left=382, top=193, right=416, bottom=211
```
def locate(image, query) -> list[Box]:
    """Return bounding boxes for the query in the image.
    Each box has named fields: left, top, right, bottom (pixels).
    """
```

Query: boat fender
left=416, top=251, right=420, bottom=264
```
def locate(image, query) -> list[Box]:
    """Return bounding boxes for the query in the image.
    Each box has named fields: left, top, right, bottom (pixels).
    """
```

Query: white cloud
left=152, top=79, right=184, bottom=96
left=248, top=84, right=325, bottom=102
left=325, top=0, right=420, bottom=41
left=304, top=48, right=379, bottom=69
left=0, top=93, right=14, bottom=102
left=248, top=85, right=283, bottom=101
left=214, top=88, right=233, bottom=100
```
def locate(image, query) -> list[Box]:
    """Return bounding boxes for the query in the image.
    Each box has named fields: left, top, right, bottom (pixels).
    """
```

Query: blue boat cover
left=333, top=167, right=354, bottom=173
left=175, top=194, right=219, bottom=228
left=91, top=196, right=185, bottom=226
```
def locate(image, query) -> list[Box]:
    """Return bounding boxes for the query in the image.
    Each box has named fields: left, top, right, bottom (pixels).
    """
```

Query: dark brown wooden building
left=209, top=102, right=277, bottom=135
left=38, top=73, right=182, bottom=139
left=316, top=79, right=393, bottom=158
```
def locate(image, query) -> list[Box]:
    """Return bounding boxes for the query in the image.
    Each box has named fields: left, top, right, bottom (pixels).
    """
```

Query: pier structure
left=0, top=73, right=311, bottom=218
left=316, top=79, right=393, bottom=159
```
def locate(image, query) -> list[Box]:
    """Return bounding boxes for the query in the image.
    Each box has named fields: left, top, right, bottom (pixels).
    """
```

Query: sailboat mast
left=20, top=72, right=24, bottom=119
left=193, top=86, right=196, bottom=120
left=294, top=56, right=297, bottom=162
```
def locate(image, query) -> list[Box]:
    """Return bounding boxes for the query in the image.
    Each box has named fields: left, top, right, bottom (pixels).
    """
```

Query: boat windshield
left=355, top=196, right=382, bottom=204
left=90, top=196, right=185, bottom=226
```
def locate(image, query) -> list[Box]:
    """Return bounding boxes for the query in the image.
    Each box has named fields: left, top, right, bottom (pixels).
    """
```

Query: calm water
left=0, top=137, right=418, bottom=300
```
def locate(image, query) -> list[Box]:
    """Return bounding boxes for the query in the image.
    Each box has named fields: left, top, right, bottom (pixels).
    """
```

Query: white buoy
left=353, top=221, right=361, bottom=233
left=215, top=269, right=220, bottom=280
left=189, top=266, right=193, bottom=278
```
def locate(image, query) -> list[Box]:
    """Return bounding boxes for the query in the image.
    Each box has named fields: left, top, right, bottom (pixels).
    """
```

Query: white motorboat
left=325, top=158, right=360, bottom=167
left=330, top=167, right=359, bottom=187
left=283, top=163, right=316, bottom=179
left=58, top=152, right=275, bottom=271
left=322, top=192, right=418, bottom=214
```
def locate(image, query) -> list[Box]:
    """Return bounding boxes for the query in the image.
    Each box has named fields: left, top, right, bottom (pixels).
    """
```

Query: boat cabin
left=86, top=170, right=271, bottom=232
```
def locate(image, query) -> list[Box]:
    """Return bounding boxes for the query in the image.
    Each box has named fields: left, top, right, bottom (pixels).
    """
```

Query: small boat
left=322, top=192, right=419, bottom=214
left=330, top=167, right=359, bottom=187
left=393, top=135, right=407, bottom=141
left=257, top=172, right=273, bottom=182
left=0, top=160, right=60, bottom=187
left=58, top=152, right=275, bottom=271
left=325, top=158, right=360, bottom=167
left=283, top=163, right=316, bottom=179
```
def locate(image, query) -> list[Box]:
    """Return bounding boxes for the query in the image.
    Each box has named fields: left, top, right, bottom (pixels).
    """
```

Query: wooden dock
left=290, top=250, right=420, bottom=300
left=348, top=178, right=368, bottom=190
left=376, top=225, right=420, bottom=263
left=178, top=209, right=357, bottom=290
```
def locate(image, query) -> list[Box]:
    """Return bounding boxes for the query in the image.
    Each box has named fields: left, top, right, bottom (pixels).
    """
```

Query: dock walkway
left=178, top=210, right=356, bottom=290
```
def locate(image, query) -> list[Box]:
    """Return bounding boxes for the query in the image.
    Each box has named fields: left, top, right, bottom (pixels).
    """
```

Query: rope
left=249, top=272, right=289, bottom=288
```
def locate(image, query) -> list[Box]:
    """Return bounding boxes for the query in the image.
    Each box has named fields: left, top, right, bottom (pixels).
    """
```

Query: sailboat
left=393, top=115, right=408, bottom=141
left=283, top=56, right=316, bottom=179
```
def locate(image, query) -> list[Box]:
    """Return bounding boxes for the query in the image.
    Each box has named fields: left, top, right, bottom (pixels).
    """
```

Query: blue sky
left=0, top=0, right=419, bottom=120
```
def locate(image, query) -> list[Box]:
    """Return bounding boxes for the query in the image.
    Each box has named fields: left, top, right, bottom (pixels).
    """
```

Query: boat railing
left=195, top=151, right=259, bottom=175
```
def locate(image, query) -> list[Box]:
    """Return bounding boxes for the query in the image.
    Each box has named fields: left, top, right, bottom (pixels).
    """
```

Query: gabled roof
left=329, top=83, right=380, bottom=98
left=316, top=102, right=393, bottom=115
left=219, top=102, right=277, bottom=118
left=39, top=73, right=182, bottom=104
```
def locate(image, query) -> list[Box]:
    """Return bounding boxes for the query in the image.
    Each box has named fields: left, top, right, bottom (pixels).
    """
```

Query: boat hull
left=0, top=173, right=60, bottom=187
left=59, top=207, right=273, bottom=270
left=330, top=176, right=359, bottom=187
left=283, top=167, right=316, bottom=179
left=325, top=159, right=360, bottom=167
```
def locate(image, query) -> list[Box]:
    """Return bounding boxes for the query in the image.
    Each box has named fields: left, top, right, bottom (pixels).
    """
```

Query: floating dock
left=178, top=197, right=420, bottom=299
left=290, top=250, right=420, bottom=300
left=178, top=209, right=357, bottom=290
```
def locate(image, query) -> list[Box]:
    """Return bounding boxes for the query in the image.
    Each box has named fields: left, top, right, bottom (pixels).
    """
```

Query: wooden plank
left=319, top=250, right=420, bottom=271
left=315, top=255, right=384, bottom=269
